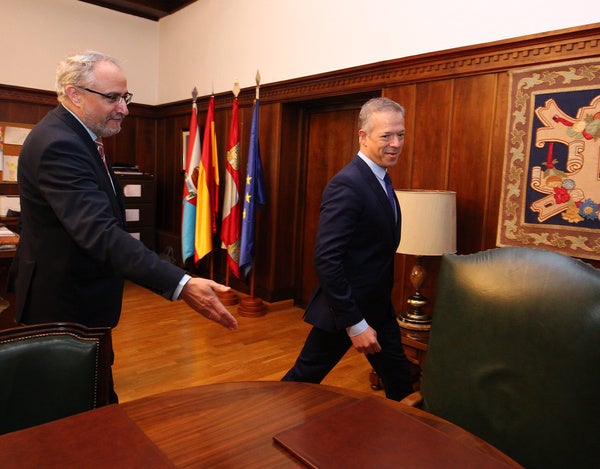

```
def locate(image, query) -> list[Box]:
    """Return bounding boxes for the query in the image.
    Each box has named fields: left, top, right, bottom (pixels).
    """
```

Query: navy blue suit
left=11, top=105, right=185, bottom=328
left=283, top=155, right=412, bottom=400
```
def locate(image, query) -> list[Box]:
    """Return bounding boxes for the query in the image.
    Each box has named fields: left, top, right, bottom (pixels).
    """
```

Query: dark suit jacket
left=11, top=105, right=184, bottom=327
left=304, top=155, right=401, bottom=333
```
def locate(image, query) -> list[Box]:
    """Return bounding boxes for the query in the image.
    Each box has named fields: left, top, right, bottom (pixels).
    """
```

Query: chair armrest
left=400, top=391, right=423, bottom=407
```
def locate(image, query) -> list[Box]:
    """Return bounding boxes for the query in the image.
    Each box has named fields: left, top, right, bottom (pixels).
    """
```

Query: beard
left=84, top=110, right=124, bottom=138
left=97, top=124, right=122, bottom=138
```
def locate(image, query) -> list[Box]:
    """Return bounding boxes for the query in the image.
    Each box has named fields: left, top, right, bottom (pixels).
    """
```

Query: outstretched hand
left=180, top=277, right=238, bottom=330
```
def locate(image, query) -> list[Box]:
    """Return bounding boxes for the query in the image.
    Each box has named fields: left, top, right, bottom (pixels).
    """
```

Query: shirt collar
left=357, top=151, right=388, bottom=182
left=61, top=104, right=98, bottom=141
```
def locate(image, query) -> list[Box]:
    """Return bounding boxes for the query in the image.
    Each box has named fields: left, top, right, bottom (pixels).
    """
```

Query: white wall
left=2, top=0, right=159, bottom=104
left=1, top=0, right=597, bottom=105
left=159, top=0, right=597, bottom=104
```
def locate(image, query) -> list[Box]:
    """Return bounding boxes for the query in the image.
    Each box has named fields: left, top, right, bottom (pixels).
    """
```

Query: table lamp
left=395, top=190, right=457, bottom=330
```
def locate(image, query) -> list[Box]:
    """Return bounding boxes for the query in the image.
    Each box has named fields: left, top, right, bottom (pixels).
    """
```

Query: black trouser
left=282, top=315, right=412, bottom=401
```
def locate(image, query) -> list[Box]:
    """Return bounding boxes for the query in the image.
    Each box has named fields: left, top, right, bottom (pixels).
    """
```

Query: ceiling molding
left=78, top=1, right=195, bottom=21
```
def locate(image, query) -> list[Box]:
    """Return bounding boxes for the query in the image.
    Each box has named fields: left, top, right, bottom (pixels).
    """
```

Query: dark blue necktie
left=384, top=173, right=397, bottom=220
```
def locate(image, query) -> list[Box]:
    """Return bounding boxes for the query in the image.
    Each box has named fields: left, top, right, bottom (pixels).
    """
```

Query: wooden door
left=298, top=99, right=368, bottom=306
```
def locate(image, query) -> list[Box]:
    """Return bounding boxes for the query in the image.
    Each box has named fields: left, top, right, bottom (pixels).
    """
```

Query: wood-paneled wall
left=1, top=23, right=599, bottom=315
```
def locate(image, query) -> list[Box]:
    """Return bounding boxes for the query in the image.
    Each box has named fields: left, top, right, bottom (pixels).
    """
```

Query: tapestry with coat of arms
left=497, top=59, right=600, bottom=260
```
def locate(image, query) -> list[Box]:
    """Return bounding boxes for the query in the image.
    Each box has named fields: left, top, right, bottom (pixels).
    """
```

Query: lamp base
left=399, top=317, right=431, bottom=331
left=399, top=291, right=431, bottom=331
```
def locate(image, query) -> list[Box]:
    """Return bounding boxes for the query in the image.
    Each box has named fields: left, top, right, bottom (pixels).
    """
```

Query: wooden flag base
left=237, top=296, right=266, bottom=317
left=217, top=289, right=239, bottom=306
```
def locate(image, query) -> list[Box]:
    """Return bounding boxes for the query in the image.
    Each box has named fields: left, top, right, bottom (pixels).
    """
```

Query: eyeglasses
left=78, top=87, right=133, bottom=105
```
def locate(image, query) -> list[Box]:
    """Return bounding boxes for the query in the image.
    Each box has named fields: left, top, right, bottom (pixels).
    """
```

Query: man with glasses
left=9, top=51, right=237, bottom=402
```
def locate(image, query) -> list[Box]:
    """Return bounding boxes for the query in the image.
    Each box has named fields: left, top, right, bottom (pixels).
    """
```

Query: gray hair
left=56, top=51, right=121, bottom=104
left=359, top=97, right=405, bottom=134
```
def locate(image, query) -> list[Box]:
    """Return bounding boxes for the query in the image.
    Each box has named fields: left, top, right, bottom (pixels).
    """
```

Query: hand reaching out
left=180, top=277, right=238, bottom=330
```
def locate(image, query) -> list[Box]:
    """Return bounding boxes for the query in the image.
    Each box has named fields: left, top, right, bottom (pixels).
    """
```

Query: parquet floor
left=112, top=282, right=379, bottom=402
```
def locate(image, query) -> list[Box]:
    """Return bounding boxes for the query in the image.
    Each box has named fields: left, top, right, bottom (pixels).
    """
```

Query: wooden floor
left=112, top=282, right=379, bottom=403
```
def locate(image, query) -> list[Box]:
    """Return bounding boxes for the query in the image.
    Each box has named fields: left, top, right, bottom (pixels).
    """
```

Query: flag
left=181, top=99, right=201, bottom=263
left=205, top=96, right=220, bottom=234
left=194, top=96, right=219, bottom=263
left=239, top=99, right=267, bottom=279
left=221, top=96, right=242, bottom=278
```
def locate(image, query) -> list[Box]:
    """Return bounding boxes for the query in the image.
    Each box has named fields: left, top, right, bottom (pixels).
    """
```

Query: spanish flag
left=195, top=96, right=219, bottom=263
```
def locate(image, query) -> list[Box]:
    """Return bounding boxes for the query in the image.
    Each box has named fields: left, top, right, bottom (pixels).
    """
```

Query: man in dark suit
left=282, top=97, right=412, bottom=400
left=10, top=51, right=237, bottom=400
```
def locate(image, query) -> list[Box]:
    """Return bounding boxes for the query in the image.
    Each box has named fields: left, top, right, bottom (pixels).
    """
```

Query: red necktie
left=95, top=137, right=116, bottom=194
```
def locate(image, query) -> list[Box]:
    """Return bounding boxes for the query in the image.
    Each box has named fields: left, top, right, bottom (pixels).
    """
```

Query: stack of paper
left=0, top=226, right=19, bottom=248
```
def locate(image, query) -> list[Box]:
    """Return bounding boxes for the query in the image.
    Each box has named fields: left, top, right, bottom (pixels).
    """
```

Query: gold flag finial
left=191, top=86, right=198, bottom=102
left=255, top=70, right=261, bottom=100
left=233, top=80, right=240, bottom=98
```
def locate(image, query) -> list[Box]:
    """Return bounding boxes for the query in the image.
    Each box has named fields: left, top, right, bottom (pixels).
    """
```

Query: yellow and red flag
left=195, top=96, right=219, bottom=263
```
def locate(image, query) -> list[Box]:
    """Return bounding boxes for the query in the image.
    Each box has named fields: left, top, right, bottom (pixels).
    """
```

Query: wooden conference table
left=0, top=381, right=522, bottom=468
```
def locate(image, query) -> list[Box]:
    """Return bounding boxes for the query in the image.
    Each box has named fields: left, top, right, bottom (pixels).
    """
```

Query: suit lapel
left=351, top=155, right=400, bottom=244
left=55, top=106, right=126, bottom=226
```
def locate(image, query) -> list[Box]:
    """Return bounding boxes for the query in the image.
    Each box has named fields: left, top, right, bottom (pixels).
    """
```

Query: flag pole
left=188, top=86, right=198, bottom=271
left=238, top=267, right=266, bottom=317
left=209, top=85, right=215, bottom=281
left=238, top=70, right=266, bottom=317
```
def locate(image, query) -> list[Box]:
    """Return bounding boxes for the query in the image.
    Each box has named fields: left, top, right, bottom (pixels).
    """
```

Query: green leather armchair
left=0, top=322, right=112, bottom=434
left=401, top=247, right=600, bottom=469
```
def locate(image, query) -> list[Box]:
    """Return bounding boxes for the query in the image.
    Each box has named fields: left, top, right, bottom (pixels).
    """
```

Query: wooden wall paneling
left=156, top=113, right=187, bottom=259
left=410, top=80, right=454, bottom=190
left=106, top=115, right=134, bottom=166
left=155, top=117, right=172, bottom=235
left=154, top=121, right=186, bottom=265
left=485, top=71, right=511, bottom=250
left=131, top=111, right=158, bottom=174
left=0, top=86, right=56, bottom=124
left=1, top=102, right=51, bottom=126
left=448, top=73, right=500, bottom=255
left=271, top=103, right=304, bottom=301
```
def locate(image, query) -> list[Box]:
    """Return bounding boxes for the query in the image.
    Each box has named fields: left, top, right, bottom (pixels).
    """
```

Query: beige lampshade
left=395, top=190, right=457, bottom=256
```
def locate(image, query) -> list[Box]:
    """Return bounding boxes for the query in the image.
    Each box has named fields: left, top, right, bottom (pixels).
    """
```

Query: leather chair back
left=421, top=247, right=600, bottom=469
left=0, top=322, right=111, bottom=434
